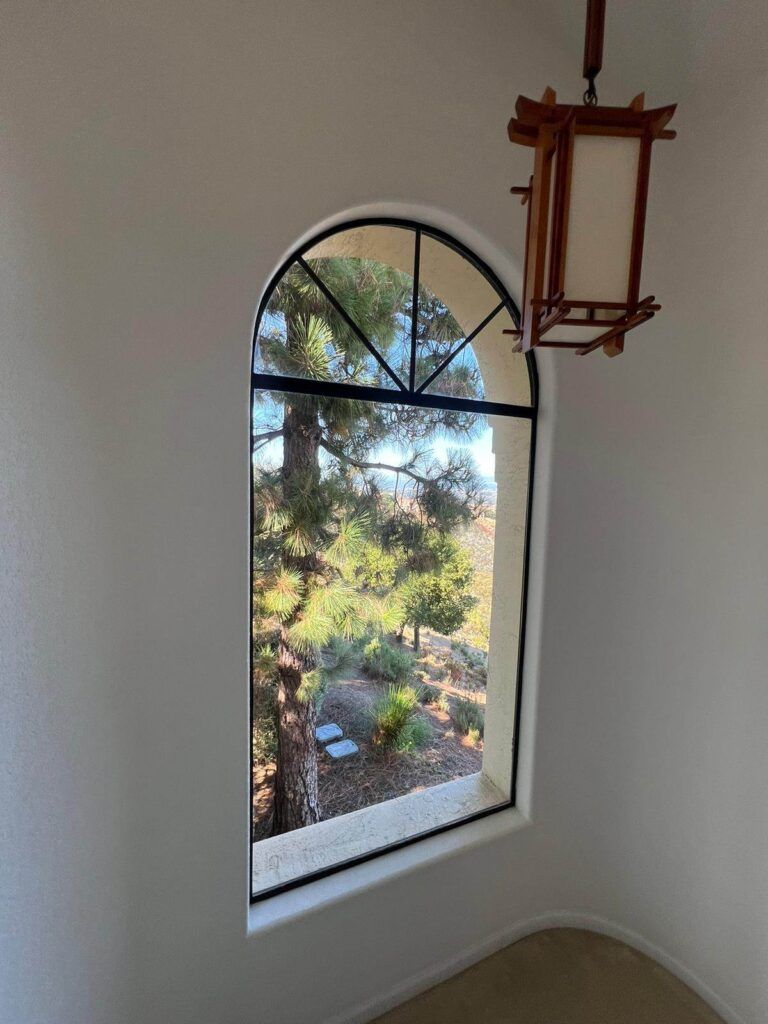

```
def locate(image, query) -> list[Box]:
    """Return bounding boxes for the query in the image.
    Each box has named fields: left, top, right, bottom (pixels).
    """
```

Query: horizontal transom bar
left=251, top=373, right=533, bottom=419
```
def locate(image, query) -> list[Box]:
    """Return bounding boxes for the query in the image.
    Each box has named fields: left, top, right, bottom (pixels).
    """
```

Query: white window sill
left=248, top=773, right=530, bottom=934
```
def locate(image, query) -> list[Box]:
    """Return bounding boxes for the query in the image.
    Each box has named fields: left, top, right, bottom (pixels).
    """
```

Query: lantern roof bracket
left=509, top=94, right=677, bottom=146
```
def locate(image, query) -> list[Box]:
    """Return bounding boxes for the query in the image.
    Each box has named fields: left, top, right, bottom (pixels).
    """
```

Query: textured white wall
left=536, top=3, right=768, bottom=1020
left=1, top=2, right=766, bottom=1023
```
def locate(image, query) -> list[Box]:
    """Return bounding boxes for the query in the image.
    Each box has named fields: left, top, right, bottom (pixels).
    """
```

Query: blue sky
left=253, top=413, right=496, bottom=488
left=376, top=427, right=495, bottom=480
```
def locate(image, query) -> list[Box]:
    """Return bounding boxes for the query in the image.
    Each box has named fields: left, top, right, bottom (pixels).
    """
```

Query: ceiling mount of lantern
left=504, top=0, right=677, bottom=357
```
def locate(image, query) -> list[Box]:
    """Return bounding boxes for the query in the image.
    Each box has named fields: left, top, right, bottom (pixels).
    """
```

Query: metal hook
left=583, top=74, right=598, bottom=106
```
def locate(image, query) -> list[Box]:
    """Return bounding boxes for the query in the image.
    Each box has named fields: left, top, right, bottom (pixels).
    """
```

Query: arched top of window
left=253, top=220, right=536, bottom=417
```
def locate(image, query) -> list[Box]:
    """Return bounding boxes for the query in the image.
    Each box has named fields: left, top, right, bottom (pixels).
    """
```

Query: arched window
left=251, top=220, right=537, bottom=900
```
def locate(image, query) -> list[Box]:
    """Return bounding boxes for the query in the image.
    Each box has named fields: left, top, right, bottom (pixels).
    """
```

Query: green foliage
left=303, top=578, right=356, bottom=624
left=418, top=450, right=484, bottom=531
left=252, top=643, right=278, bottom=678
left=252, top=643, right=279, bottom=764
left=296, top=636, right=360, bottom=710
left=252, top=679, right=278, bottom=764
left=324, top=514, right=370, bottom=573
left=435, top=691, right=451, bottom=715
left=255, top=500, right=385, bottom=658
left=321, top=635, right=362, bottom=680
left=251, top=632, right=360, bottom=737
left=286, top=611, right=335, bottom=654
left=363, top=637, right=414, bottom=684
left=451, top=696, right=485, bottom=738
left=371, top=683, right=417, bottom=746
left=418, top=684, right=441, bottom=705
left=260, top=314, right=335, bottom=381
left=370, top=685, right=432, bottom=753
left=411, top=288, right=483, bottom=401
left=258, top=259, right=410, bottom=388
left=461, top=610, right=490, bottom=654
left=262, top=569, right=304, bottom=620
left=363, top=591, right=404, bottom=635
left=396, top=717, right=432, bottom=752
left=466, top=725, right=482, bottom=748
left=355, top=544, right=399, bottom=591
left=295, top=668, right=324, bottom=705
left=398, top=533, right=476, bottom=639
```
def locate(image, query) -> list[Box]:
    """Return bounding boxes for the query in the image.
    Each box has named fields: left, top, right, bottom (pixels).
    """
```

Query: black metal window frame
left=250, top=217, right=538, bottom=902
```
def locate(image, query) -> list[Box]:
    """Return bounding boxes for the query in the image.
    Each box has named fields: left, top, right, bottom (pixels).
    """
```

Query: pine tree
left=253, top=256, right=485, bottom=833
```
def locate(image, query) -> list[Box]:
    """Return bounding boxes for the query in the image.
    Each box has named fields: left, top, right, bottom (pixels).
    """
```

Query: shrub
left=418, top=683, right=441, bottom=705
left=473, top=662, right=488, bottom=684
left=435, top=691, right=451, bottom=715
left=450, top=640, right=486, bottom=674
left=371, top=685, right=431, bottom=752
left=465, top=648, right=486, bottom=670
left=363, top=637, right=414, bottom=684
left=397, top=717, right=432, bottom=752
left=466, top=726, right=482, bottom=748
left=445, top=657, right=465, bottom=684
left=416, top=651, right=441, bottom=679
left=452, top=696, right=484, bottom=738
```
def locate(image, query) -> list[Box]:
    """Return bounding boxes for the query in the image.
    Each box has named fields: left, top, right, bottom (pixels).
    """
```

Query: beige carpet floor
left=373, top=928, right=724, bottom=1024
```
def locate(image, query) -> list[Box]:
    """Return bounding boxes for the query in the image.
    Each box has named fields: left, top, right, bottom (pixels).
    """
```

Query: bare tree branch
left=319, top=439, right=429, bottom=484
left=252, top=428, right=284, bottom=453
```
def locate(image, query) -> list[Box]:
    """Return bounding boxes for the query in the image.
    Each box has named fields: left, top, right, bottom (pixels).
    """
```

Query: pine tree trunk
left=273, top=641, right=319, bottom=833
left=272, top=393, right=322, bottom=834
left=413, top=623, right=421, bottom=654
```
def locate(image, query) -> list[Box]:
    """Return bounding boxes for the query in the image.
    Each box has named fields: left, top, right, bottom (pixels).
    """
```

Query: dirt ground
left=252, top=636, right=486, bottom=840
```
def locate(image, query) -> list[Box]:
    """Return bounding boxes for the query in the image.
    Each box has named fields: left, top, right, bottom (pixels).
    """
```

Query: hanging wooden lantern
left=506, top=0, right=676, bottom=356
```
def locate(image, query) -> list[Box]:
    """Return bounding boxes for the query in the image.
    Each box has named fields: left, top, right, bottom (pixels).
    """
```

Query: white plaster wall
left=534, top=3, right=768, bottom=1021
left=1, top=2, right=767, bottom=1023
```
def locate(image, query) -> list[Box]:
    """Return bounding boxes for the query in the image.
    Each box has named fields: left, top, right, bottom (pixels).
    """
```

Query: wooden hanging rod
left=583, top=0, right=606, bottom=82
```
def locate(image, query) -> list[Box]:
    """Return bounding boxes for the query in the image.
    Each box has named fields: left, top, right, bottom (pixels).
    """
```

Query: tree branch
left=252, top=428, right=284, bottom=453
left=319, top=439, right=429, bottom=484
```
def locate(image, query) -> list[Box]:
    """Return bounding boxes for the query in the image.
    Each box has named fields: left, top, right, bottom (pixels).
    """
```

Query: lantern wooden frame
left=507, top=88, right=676, bottom=357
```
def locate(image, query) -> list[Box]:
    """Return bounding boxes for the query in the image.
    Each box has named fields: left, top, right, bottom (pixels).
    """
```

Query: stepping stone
left=316, top=723, right=343, bottom=744
left=325, top=739, right=359, bottom=759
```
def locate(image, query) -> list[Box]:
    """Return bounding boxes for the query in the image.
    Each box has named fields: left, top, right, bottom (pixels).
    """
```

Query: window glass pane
left=252, top=391, right=501, bottom=849
left=304, top=225, right=418, bottom=385
left=252, top=261, right=404, bottom=389
left=419, top=339, right=486, bottom=400
left=418, top=232, right=500, bottom=340
left=304, top=224, right=415, bottom=272
left=412, top=278, right=486, bottom=399
left=421, top=306, right=532, bottom=407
